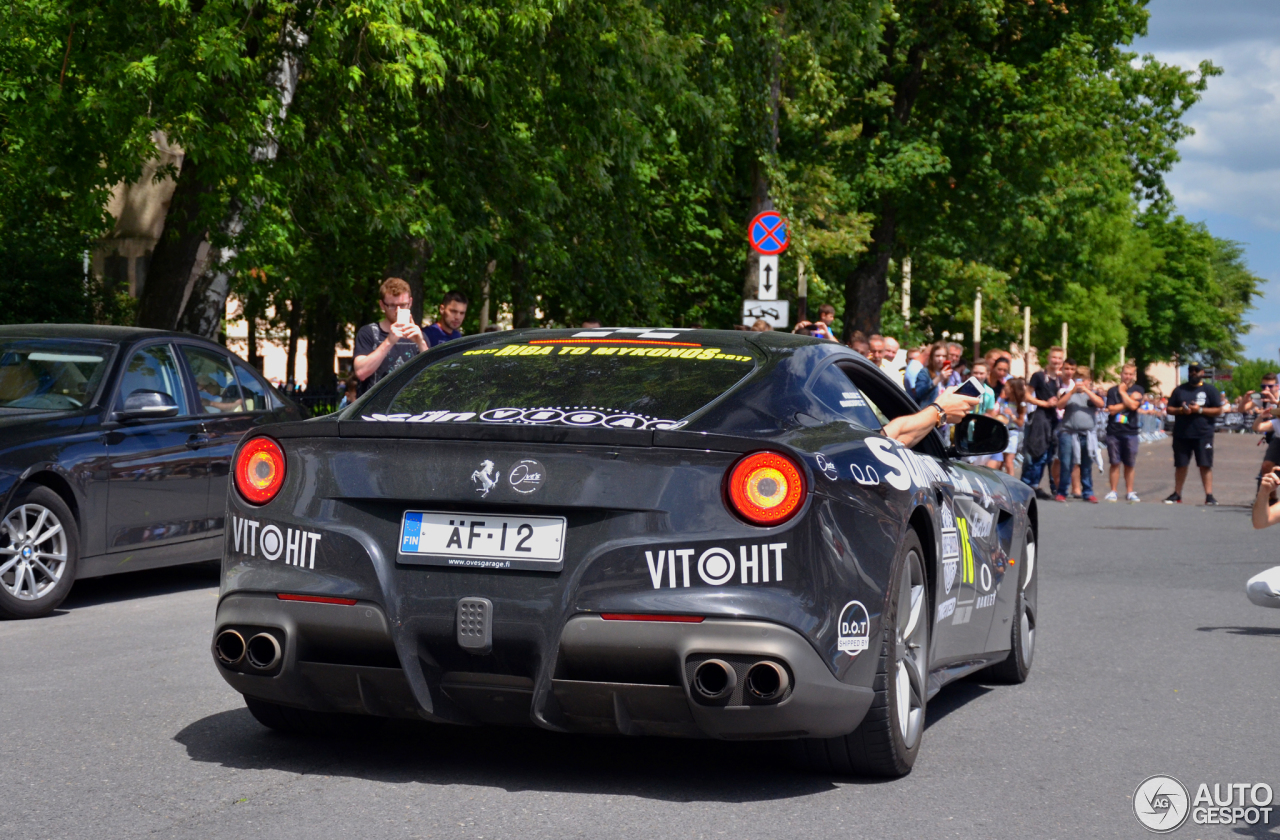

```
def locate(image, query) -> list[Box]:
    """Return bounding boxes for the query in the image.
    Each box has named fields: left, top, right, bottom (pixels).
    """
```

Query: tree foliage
left=0, top=0, right=1263, bottom=384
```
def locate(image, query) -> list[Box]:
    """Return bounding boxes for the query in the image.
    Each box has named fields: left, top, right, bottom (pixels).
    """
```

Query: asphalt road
left=4, top=497, right=1279, bottom=838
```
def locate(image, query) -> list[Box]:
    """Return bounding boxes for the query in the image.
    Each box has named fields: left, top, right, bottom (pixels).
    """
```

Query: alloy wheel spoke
left=30, top=558, right=57, bottom=582
left=4, top=506, right=28, bottom=541
left=34, top=551, right=66, bottom=563
left=0, top=556, right=18, bottom=577
left=30, top=522, right=63, bottom=548
left=27, top=509, right=49, bottom=546
left=0, top=547, right=18, bottom=556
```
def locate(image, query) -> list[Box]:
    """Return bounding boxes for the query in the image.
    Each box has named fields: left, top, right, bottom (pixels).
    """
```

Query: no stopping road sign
left=749, top=211, right=790, bottom=255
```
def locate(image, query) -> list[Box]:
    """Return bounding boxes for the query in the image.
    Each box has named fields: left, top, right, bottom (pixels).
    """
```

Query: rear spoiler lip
left=242, top=417, right=780, bottom=455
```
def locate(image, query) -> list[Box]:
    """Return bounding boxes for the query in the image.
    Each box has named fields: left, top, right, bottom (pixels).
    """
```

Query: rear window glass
left=362, top=338, right=757, bottom=430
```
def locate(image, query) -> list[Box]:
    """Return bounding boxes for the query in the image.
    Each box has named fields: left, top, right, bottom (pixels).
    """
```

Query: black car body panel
left=0, top=324, right=303, bottom=580
left=214, top=328, right=1036, bottom=741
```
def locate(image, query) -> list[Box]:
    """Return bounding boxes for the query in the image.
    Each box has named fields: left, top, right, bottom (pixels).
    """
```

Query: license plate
left=398, top=511, right=566, bottom=571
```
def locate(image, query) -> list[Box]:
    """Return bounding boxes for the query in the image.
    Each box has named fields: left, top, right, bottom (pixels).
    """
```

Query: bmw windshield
left=0, top=339, right=114, bottom=411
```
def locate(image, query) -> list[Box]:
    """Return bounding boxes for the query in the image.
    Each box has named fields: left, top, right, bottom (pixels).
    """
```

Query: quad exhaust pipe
left=215, top=629, right=281, bottom=671
left=691, top=658, right=791, bottom=704
left=245, top=633, right=282, bottom=670
left=214, top=630, right=246, bottom=667
left=745, top=661, right=790, bottom=701
left=692, top=659, right=736, bottom=701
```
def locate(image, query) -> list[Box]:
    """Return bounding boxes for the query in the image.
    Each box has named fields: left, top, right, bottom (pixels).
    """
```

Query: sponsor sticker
left=507, top=459, right=545, bottom=494
left=644, top=543, right=787, bottom=589
left=837, top=601, right=870, bottom=655
left=230, top=515, right=321, bottom=569
left=937, top=597, right=956, bottom=621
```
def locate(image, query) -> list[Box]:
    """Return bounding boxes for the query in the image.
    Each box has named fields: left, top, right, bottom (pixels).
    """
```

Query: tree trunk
left=285, top=300, right=300, bottom=388
left=511, top=254, right=537, bottom=328
left=247, top=303, right=259, bottom=369
left=387, top=236, right=432, bottom=325
left=305, top=295, right=337, bottom=398
left=136, top=156, right=212, bottom=330
left=176, top=265, right=229, bottom=340
left=843, top=202, right=896, bottom=341
left=742, top=38, right=782, bottom=300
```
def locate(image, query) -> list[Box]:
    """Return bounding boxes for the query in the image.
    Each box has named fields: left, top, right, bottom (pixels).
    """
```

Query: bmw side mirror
left=118, top=389, right=180, bottom=420
left=947, top=414, right=1008, bottom=459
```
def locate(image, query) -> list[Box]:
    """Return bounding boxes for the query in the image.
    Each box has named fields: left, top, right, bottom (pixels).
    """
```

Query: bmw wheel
left=798, top=530, right=929, bottom=777
left=986, top=526, right=1036, bottom=683
left=0, top=486, right=79, bottom=620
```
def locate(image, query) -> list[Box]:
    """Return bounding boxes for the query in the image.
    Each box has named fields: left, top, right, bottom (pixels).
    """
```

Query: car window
left=0, top=339, right=114, bottom=410
left=116, top=345, right=189, bottom=415
left=234, top=363, right=270, bottom=412
left=364, top=337, right=759, bottom=430
left=180, top=346, right=245, bottom=414
left=808, top=363, right=884, bottom=431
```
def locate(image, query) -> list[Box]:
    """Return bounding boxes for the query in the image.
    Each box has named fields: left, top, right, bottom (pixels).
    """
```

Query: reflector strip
left=528, top=339, right=701, bottom=347
left=599, top=613, right=705, bottom=623
left=276, top=593, right=358, bottom=606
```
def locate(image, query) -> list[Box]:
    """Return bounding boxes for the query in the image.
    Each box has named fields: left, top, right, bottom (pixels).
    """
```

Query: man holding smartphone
left=352, top=277, right=429, bottom=397
left=1165, top=362, right=1225, bottom=505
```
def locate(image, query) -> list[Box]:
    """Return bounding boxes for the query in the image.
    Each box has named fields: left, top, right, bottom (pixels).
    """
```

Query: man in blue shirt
left=424, top=290, right=469, bottom=347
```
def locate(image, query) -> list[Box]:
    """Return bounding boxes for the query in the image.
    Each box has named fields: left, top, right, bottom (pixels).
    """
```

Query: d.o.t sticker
left=838, top=601, right=870, bottom=655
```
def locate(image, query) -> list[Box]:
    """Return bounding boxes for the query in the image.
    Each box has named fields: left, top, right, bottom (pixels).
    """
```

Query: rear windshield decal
left=364, top=406, right=684, bottom=430
left=462, top=345, right=753, bottom=362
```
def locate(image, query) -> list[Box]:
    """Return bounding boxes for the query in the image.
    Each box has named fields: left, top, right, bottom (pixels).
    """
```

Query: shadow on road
left=174, top=672, right=997, bottom=797
left=174, top=707, right=853, bottom=800
left=1196, top=625, right=1280, bottom=637
left=60, top=562, right=219, bottom=611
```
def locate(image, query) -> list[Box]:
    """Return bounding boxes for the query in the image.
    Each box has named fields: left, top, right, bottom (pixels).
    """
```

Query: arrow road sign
left=757, top=255, right=778, bottom=300
left=742, top=299, right=789, bottom=329
left=749, top=211, right=790, bottom=255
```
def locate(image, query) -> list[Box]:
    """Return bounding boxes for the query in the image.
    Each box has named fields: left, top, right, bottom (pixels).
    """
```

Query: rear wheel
left=985, top=526, right=1036, bottom=683
left=243, top=696, right=385, bottom=736
left=797, top=530, right=929, bottom=777
left=0, top=486, right=78, bottom=620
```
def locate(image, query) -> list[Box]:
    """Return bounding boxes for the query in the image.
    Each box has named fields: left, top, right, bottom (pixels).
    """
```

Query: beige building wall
left=93, top=133, right=187, bottom=297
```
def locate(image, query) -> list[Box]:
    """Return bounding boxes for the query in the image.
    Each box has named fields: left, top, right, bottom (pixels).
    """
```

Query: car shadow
left=59, top=563, right=219, bottom=611
left=1196, top=625, right=1280, bottom=637
left=925, top=679, right=993, bottom=729
left=174, top=707, right=854, bottom=800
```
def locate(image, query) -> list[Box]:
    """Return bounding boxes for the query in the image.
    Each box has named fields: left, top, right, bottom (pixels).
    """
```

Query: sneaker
left=1085, top=495, right=1098, bottom=504
left=1205, top=494, right=1219, bottom=506
left=1034, top=489, right=1053, bottom=501
left=1164, top=492, right=1181, bottom=504
left=1127, top=492, right=1141, bottom=503
left=1054, top=494, right=1066, bottom=502
left=1104, top=491, right=1118, bottom=502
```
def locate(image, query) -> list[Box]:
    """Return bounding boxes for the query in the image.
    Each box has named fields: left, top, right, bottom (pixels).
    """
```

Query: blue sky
left=1135, top=0, right=1280, bottom=362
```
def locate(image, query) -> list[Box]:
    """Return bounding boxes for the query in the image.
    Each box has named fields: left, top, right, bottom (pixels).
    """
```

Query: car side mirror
left=947, top=414, right=1008, bottom=458
left=118, top=389, right=180, bottom=420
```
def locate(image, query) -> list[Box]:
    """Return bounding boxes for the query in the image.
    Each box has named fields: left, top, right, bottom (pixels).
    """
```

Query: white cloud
left=1146, top=41, right=1280, bottom=231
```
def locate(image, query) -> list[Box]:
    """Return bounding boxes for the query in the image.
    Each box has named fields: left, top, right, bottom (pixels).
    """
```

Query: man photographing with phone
left=1165, top=362, right=1225, bottom=505
left=353, top=277, right=430, bottom=397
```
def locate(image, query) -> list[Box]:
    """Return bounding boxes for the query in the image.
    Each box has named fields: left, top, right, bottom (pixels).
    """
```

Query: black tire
left=0, top=485, right=79, bottom=620
left=243, top=696, right=385, bottom=736
left=985, top=525, right=1036, bottom=683
left=796, top=530, right=930, bottom=777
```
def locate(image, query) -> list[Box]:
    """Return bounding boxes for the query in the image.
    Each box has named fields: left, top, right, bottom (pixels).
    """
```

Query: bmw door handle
left=185, top=434, right=212, bottom=450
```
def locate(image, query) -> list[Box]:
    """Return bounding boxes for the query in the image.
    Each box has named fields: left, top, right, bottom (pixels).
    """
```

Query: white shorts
left=1246, top=566, right=1280, bottom=608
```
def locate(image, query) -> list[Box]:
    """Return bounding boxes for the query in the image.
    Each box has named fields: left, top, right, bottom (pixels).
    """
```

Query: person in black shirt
left=1165, top=363, right=1225, bottom=505
left=1020, top=345, right=1064, bottom=498
left=1104, top=362, right=1144, bottom=502
left=352, top=277, right=429, bottom=397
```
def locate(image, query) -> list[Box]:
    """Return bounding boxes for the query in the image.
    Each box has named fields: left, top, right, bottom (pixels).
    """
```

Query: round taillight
left=235, top=437, right=286, bottom=505
left=726, top=451, right=806, bottom=526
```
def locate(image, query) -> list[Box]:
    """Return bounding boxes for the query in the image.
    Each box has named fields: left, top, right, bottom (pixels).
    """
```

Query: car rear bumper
left=214, top=594, right=874, bottom=740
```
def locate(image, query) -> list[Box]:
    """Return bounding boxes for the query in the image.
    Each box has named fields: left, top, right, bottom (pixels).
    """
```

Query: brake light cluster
left=235, top=437, right=286, bottom=505
left=725, top=451, right=806, bottom=526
